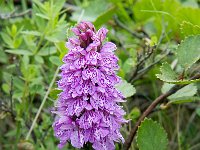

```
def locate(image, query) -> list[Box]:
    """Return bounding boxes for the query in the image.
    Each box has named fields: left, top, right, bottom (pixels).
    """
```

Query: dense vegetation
left=0, top=0, right=200, bottom=150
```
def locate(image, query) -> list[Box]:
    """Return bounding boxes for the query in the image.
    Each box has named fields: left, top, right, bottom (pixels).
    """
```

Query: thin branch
left=123, top=73, right=200, bottom=150
left=128, top=45, right=156, bottom=82
left=128, top=26, right=170, bottom=83
left=136, top=45, right=156, bottom=67
left=130, top=50, right=170, bottom=82
left=0, top=99, right=15, bottom=119
left=0, top=9, right=31, bottom=20
left=114, top=15, right=145, bottom=40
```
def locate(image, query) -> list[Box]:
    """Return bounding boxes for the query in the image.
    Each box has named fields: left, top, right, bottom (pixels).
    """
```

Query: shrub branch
left=123, top=73, right=200, bottom=150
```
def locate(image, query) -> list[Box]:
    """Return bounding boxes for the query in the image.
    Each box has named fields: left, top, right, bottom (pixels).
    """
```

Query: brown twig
left=123, top=73, right=200, bottom=150
left=128, top=45, right=156, bottom=82
left=130, top=50, right=170, bottom=82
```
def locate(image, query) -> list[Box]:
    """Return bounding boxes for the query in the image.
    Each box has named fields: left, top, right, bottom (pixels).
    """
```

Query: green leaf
left=35, top=55, right=44, bottom=64
left=21, top=64, right=38, bottom=81
left=170, top=84, right=198, bottom=104
left=49, top=56, right=62, bottom=66
left=133, top=0, right=163, bottom=22
left=21, top=31, right=42, bottom=36
left=13, top=77, right=24, bottom=91
left=169, top=84, right=197, bottom=99
left=1, top=32, right=13, bottom=47
left=2, top=83, right=10, bottom=94
left=45, top=33, right=65, bottom=42
left=196, top=108, right=200, bottom=117
left=35, top=13, right=49, bottom=20
left=94, top=6, right=116, bottom=27
left=54, top=0, right=66, bottom=15
left=0, top=48, right=8, bottom=63
left=162, top=83, right=198, bottom=104
left=5, top=49, right=33, bottom=56
left=115, top=80, right=136, bottom=98
left=29, top=84, right=44, bottom=95
left=37, top=46, right=57, bottom=56
left=156, top=62, right=200, bottom=84
left=178, top=7, right=200, bottom=27
left=168, top=96, right=199, bottom=104
left=156, top=62, right=178, bottom=82
left=49, top=89, right=62, bottom=100
left=71, top=0, right=111, bottom=22
left=54, top=41, right=66, bottom=53
left=180, top=21, right=200, bottom=37
left=176, top=35, right=200, bottom=70
left=129, top=107, right=141, bottom=121
left=137, top=118, right=168, bottom=150
left=150, top=35, right=158, bottom=46
left=122, top=58, right=136, bottom=75
left=11, top=24, right=17, bottom=37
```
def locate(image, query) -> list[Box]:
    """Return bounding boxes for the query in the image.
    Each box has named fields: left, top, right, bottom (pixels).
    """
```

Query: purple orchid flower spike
left=52, top=21, right=128, bottom=150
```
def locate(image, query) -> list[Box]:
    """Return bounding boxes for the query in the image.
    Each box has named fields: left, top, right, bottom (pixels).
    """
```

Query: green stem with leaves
left=25, top=67, right=59, bottom=140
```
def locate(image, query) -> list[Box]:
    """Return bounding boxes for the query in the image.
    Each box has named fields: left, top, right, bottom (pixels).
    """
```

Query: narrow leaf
left=21, top=31, right=42, bottom=36
left=37, top=46, right=57, bottom=56
left=35, top=13, right=50, bottom=20
left=5, top=49, right=33, bottom=55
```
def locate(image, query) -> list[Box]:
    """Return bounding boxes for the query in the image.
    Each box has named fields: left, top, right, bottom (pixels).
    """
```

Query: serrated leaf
left=5, top=49, right=33, bottom=55
left=137, top=118, right=168, bottom=150
left=180, top=21, right=200, bottom=37
left=178, top=7, right=200, bottom=27
left=156, top=63, right=200, bottom=84
left=156, top=62, right=178, bottom=81
left=176, top=35, right=200, bottom=70
left=115, top=80, right=136, bottom=98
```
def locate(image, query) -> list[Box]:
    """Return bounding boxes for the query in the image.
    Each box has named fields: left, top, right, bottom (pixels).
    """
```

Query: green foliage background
left=0, top=0, right=200, bottom=150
